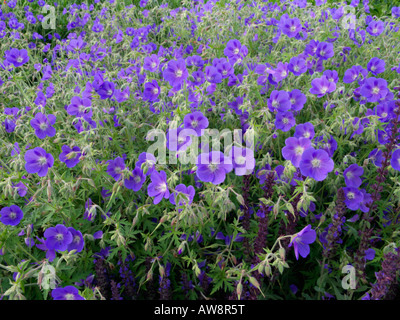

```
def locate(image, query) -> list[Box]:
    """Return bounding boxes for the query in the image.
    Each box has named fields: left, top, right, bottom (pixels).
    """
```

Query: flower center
left=381, top=112, right=388, bottom=118
left=346, top=171, right=353, bottom=179
left=73, top=235, right=80, bottom=243
left=282, top=117, right=289, bottom=124
left=56, top=233, right=64, bottom=241
left=372, top=87, right=380, bottom=94
left=290, top=26, right=297, bottom=32
left=233, top=48, right=240, bottom=55
left=311, top=158, right=321, bottom=168
left=151, top=62, right=156, bottom=68
left=152, top=88, right=159, bottom=95
left=9, top=212, right=16, bottom=219
left=39, top=122, right=48, bottom=130
left=303, top=132, right=310, bottom=138
left=191, top=120, right=198, bottom=128
left=347, top=192, right=355, bottom=199
left=320, top=86, right=328, bottom=94
left=294, top=65, right=300, bottom=72
left=65, top=293, right=75, bottom=300
left=236, top=155, right=246, bottom=165
left=114, top=166, right=122, bottom=174
left=372, top=28, right=378, bottom=34
left=156, top=183, right=167, bottom=192
left=38, top=156, right=47, bottom=165
left=175, top=69, right=183, bottom=78
left=17, top=57, right=23, bottom=63
left=295, top=146, right=304, bottom=156
left=208, top=163, right=218, bottom=172
left=66, top=152, right=76, bottom=160
left=134, top=175, right=142, bottom=183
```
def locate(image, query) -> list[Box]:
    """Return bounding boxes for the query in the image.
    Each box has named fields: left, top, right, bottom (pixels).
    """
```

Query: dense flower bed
left=1, top=0, right=400, bottom=300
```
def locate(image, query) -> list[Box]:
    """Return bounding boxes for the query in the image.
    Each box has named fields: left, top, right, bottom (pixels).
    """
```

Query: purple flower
left=24, top=147, right=54, bottom=177
left=365, top=248, right=375, bottom=261
left=44, top=224, right=73, bottom=252
left=392, top=7, right=400, bottom=18
left=273, top=62, right=289, bottom=82
left=29, top=112, right=56, bottom=139
left=288, top=89, right=307, bottom=111
left=215, top=60, right=234, bottom=78
left=360, top=77, right=388, bottom=102
left=147, top=170, right=170, bottom=204
left=107, top=157, right=126, bottom=181
left=343, top=187, right=364, bottom=210
left=294, top=122, right=315, bottom=140
left=228, top=146, right=256, bottom=176
left=169, top=184, right=195, bottom=207
left=205, top=66, right=222, bottom=84
left=316, top=42, right=334, bottom=60
left=163, top=58, right=188, bottom=87
left=299, top=148, right=334, bottom=181
left=366, top=20, right=384, bottom=36
left=93, top=231, right=103, bottom=239
left=344, top=163, right=363, bottom=188
left=359, top=189, right=373, bottom=213
left=282, top=137, right=312, bottom=168
left=275, top=111, right=296, bottom=132
left=67, top=227, right=84, bottom=253
left=13, top=181, right=27, bottom=197
left=367, top=57, right=385, bottom=76
left=51, top=286, right=84, bottom=300
left=309, top=75, right=336, bottom=97
left=318, top=135, right=337, bottom=157
left=305, top=39, right=319, bottom=56
left=143, top=54, right=160, bottom=72
left=323, top=70, right=338, bottom=83
left=67, top=96, right=92, bottom=118
left=6, top=48, right=29, bottom=67
left=268, top=90, right=291, bottom=112
left=0, top=205, right=24, bottom=226
left=3, top=107, right=19, bottom=133
left=143, top=80, right=160, bottom=101
left=190, top=70, right=205, bottom=87
left=280, top=16, right=302, bottom=38
left=288, top=225, right=316, bottom=260
left=84, top=198, right=96, bottom=221
left=166, top=127, right=192, bottom=153
left=223, top=39, right=247, bottom=64
left=391, top=149, right=400, bottom=171
left=97, top=81, right=115, bottom=100
left=11, top=142, right=20, bottom=157
left=59, top=145, right=82, bottom=168
left=288, top=57, right=307, bottom=76
left=136, top=152, right=157, bottom=176
left=124, top=167, right=146, bottom=191
left=196, top=151, right=233, bottom=185
left=343, top=65, right=367, bottom=83
left=114, top=87, right=130, bottom=103
left=183, top=111, right=209, bottom=136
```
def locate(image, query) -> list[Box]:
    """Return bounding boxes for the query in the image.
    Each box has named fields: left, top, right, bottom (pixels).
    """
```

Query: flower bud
left=236, top=282, right=243, bottom=300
